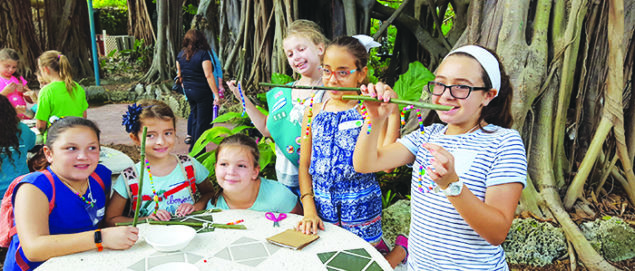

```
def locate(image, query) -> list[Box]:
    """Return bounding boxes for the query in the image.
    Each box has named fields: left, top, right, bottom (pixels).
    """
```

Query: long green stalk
left=258, top=82, right=360, bottom=91
left=132, top=126, right=147, bottom=227
left=148, top=220, right=247, bottom=229
left=342, top=95, right=453, bottom=111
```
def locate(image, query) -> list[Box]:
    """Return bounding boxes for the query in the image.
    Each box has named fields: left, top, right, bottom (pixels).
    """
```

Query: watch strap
left=94, top=229, right=103, bottom=252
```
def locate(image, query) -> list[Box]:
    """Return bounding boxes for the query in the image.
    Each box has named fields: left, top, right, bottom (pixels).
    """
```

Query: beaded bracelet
left=304, top=93, right=315, bottom=138
left=359, top=101, right=371, bottom=134
left=237, top=82, right=246, bottom=117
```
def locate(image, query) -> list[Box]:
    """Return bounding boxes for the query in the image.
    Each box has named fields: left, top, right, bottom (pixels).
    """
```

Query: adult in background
left=177, top=29, right=221, bottom=152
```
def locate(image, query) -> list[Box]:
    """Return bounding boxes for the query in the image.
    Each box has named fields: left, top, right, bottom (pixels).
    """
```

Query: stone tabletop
left=37, top=209, right=393, bottom=271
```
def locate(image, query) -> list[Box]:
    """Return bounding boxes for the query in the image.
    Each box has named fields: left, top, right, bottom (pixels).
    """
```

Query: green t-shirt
left=207, top=177, right=298, bottom=213
left=35, top=81, right=88, bottom=123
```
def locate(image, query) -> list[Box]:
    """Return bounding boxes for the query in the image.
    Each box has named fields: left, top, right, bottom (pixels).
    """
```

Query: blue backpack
left=208, top=49, right=223, bottom=90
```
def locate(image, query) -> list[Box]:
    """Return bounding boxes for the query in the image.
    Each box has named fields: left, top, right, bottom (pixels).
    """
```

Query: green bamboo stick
left=258, top=82, right=360, bottom=92
left=342, top=95, right=453, bottom=111
left=132, top=126, right=148, bottom=227
left=147, top=220, right=247, bottom=230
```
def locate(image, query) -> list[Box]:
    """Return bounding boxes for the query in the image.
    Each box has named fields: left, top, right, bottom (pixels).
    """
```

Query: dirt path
left=87, top=103, right=190, bottom=155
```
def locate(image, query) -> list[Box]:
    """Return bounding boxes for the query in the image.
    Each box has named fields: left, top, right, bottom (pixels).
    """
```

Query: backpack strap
left=177, top=154, right=197, bottom=195
left=121, top=166, right=138, bottom=217
left=8, top=169, right=56, bottom=241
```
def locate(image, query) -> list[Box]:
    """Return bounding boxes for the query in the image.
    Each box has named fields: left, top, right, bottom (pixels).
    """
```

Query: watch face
left=449, top=184, right=460, bottom=194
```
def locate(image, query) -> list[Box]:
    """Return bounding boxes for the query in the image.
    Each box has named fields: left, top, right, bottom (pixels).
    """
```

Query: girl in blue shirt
left=4, top=117, right=138, bottom=271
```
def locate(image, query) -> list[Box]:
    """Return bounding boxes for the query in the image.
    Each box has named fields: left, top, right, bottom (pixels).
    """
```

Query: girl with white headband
left=353, top=45, right=527, bottom=270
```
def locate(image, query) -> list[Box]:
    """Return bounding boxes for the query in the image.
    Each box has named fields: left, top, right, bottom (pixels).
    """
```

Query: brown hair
left=210, top=133, right=260, bottom=204
left=424, top=46, right=513, bottom=130
left=38, top=50, right=76, bottom=94
left=38, top=117, right=101, bottom=169
left=286, top=20, right=328, bottom=47
left=181, top=29, right=211, bottom=61
left=326, top=36, right=369, bottom=71
left=132, top=99, right=176, bottom=137
left=0, top=95, right=21, bottom=168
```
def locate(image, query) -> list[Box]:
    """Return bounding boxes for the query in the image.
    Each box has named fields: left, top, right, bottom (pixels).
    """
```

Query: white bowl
left=148, top=262, right=198, bottom=271
left=144, top=225, right=196, bottom=252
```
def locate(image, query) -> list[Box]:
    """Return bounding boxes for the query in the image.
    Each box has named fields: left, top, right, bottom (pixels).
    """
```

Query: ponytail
left=38, top=50, right=76, bottom=94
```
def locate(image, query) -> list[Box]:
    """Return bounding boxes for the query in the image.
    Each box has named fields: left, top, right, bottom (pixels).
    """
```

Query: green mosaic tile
left=345, top=248, right=371, bottom=258
left=364, top=261, right=382, bottom=271
left=317, top=251, right=337, bottom=263
left=327, top=252, right=371, bottom=271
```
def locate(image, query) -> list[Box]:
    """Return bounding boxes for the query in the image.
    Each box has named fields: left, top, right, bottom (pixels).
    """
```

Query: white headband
left=446, top=45, right=501, bottom=97
left=352, top=35, right=381, bottom=52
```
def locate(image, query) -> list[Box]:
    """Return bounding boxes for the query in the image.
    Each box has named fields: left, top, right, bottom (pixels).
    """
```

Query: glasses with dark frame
left=427, top=81, right=490, bottom=99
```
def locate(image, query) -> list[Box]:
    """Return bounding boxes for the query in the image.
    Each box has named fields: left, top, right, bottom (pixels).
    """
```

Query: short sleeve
left=19, top=76, right=27, bottom=86
left=34, top=87, right=51, bottom=121
left=261, top=178, right=297, bottom=213
left=12, top=170, right=54, bottom=205
left=190, top=157, right=210, bottom=184
left=397, top=130, right=421, bottom=156
left=200, top=50, right=211, bottom=62
left=75, top=83, right=89, bottom=112
left=486, top=130, right=528, bottom=188
left=18, top=123, right=36, bottom=151
left=112, top=166, right=135, bottom=199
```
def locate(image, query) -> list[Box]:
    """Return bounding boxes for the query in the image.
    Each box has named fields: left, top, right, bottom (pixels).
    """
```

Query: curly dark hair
left=181, top=29, right=211, bottom=61
left=0, top=95, right=21, bottom=168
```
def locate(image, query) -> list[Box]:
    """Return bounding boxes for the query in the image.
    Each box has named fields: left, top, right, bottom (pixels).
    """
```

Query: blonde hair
left=38, top=50, right=75, bottom=94
left=286, top=20, right=328, bottom=46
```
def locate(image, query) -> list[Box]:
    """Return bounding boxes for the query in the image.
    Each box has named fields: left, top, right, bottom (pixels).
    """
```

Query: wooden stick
left=132, top=126, right=147, bottom=227
left=258, top=82, right=360, bottom=92
left=342, top=95, right=453, bottom=111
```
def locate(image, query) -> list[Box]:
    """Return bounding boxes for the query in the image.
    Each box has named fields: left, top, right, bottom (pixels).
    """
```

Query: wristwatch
left=94, top=229, right=103, bottom=252
left=435, top=179, right=464, bottom=197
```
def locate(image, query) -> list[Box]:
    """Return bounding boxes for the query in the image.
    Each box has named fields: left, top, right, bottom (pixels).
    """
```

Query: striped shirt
left=398, top=123, right=527, bottom=270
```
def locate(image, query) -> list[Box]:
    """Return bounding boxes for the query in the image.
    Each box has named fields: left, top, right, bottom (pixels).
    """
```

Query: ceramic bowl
left=144, top=225, right=196, bottom=252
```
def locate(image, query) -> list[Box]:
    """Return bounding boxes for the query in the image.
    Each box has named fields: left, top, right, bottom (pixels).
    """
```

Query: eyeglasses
left=321, top=67, right=357, bottom=80
left=427, top=81, right=489, bottom=99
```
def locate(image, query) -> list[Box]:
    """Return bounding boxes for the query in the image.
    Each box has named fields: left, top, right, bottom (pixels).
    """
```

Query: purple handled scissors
left=265, top=212, right=287, bottom=227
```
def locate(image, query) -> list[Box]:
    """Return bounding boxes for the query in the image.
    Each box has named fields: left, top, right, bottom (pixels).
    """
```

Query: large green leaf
left=393, top=61, right=435, bottom=109
left=271, top=73, right=294, bottom=85
left=212, top=112, right=244, bottom=124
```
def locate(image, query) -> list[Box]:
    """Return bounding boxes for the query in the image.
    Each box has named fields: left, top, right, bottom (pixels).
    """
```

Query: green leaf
left=230, top=125, right=252, bottom=134
left=271, top=73, right=294, bottom=85
left=258, top=142, right=275, bottom=169
left=189, top=126, right=233, bottom=156
left=393, top=61, right=435, bottom=109
left=256, top=105, right=269, bottom=116
left=602, top=215, right=612, bottom=220
left=212, top=112, right=244, bottom=123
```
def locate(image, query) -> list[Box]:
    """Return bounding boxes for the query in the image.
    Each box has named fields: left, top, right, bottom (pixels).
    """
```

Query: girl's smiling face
left=283, top=35, right=324, bottom=77
left=44, top=126, right=100, bottom=183
left=132, top=117, right=176, bottom=161
left=0, top=59, right=18, bottom=79
left=215, top=145, right=260, bottom=194
left=432, top=55, right=496, bottom=133
left=321, top=46, right=367, bottom=99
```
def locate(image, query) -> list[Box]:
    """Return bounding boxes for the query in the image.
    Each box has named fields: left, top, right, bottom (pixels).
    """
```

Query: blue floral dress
left=309, top=102, right=383, bottom=243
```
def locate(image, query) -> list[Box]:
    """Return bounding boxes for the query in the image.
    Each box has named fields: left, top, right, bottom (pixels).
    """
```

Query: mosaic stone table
left=38, top=209, right=393, bottom=271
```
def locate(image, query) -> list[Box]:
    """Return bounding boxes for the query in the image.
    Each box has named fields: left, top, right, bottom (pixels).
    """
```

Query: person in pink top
left=0, top=48, right=32, bottom=119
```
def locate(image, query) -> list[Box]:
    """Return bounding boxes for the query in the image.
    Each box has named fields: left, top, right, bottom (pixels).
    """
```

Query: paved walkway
left=87, top=104, right=190, bottom=154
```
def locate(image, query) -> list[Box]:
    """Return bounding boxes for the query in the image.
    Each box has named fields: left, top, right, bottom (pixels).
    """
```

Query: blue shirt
left=0, top=123, right=35, bottom=196
left=4, top=165, right=111, bottom=271
left=207, top=178, right=298, bottom=213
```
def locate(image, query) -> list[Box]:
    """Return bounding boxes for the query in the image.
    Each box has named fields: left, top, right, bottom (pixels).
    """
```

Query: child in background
left=35, top=51, right=88, bottom=136
left=226, top=20, right=329, bottom=196
left=295, top=36, right=403, bottom=267
left=353, top=45, right=527, bottom=269
left=0, top=95, right=35, bottom=196
left=105, top=100, right=214, bottom=225
left=4, top=117, right=138, bottom=270
left=207, top=134, right=302, bottom=214
left=0, top=48, right=31, bottom=119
